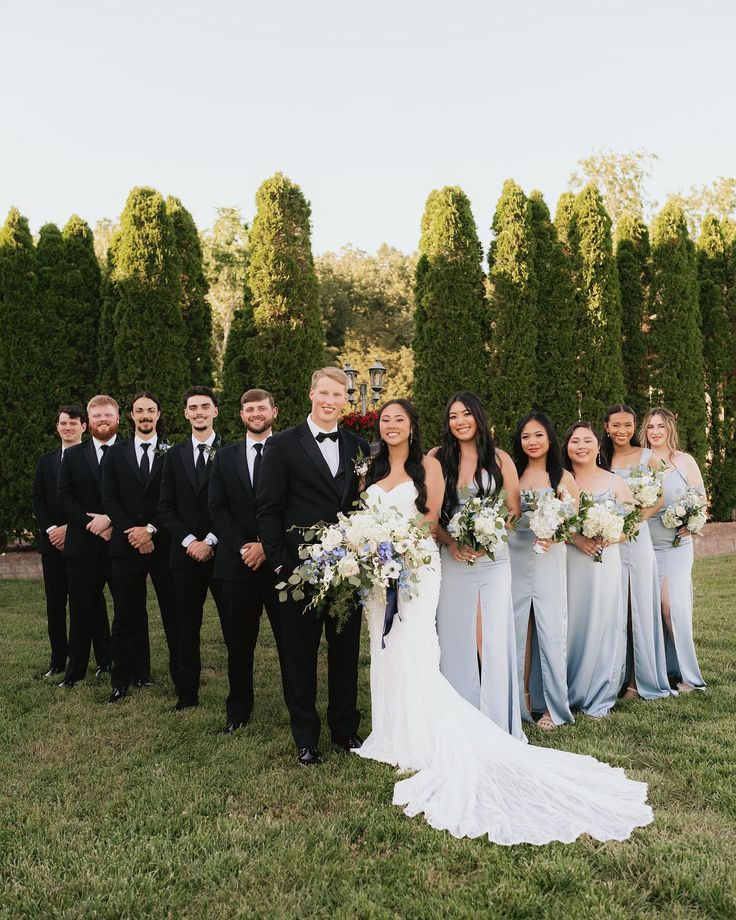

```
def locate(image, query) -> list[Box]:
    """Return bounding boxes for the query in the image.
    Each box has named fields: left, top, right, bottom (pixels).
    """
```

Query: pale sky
left=2, top=0, right=734, bottom=255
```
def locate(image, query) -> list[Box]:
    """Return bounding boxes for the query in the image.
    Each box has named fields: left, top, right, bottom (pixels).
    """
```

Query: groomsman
left=208, top=388, right=288, bottom=733
left=159, top=386, right=227, bottom=711
left=56, top=396, right=119, bottom=687
left=102, top=392, right=180, bottom=703
left=32, top=405, right=107, bottom=677
left=257, top=368, right=368, bottom=765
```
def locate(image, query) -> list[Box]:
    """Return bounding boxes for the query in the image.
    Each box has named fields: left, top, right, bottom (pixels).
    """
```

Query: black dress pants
left=64, top=557, right=113, bottom=681
left=279, top=594, right=362, bottom=749
left=110, top=553, right=179, bottom=692
left=221, top=570, right=288, bottom=724
left=173, top=561, right=227, bottom=706
left=41, top=550, right=69, bottom=670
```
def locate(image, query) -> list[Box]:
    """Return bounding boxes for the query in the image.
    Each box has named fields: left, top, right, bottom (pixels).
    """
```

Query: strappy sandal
left=621, top=684, right=640, bottom=701
left=536, top=712, right=557, bottom=731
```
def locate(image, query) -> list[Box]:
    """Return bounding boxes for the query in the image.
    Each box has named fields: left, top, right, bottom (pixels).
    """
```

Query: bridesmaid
left=641, top=407, right=706, bottom=692
left=509, top=413, right=578, bottom=730
left=601, top=405, right=672, bottom=702
left=563, top=422, right=633, bottom=718
left=432, top=391, right=524, bottom=740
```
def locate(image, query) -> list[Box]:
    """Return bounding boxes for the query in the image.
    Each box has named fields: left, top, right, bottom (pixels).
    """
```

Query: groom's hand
left=240, top=541, right=266, bottom=570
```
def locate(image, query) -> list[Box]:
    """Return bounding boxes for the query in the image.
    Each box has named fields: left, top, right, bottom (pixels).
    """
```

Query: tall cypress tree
left=62, top=214, right=102, bottom=401
left=166, top=196, right=213, bottom=386
left=570, top=184, right=625, bottom=420
left=107, top=187, right=187, bottom=431
left=241, top=173, right=325, bottom=428
left=649, top=200, right=707, bottom=462
left=697, top=215, right=733, bottom=515
left=219, top=287, right=255, bottom=441
left=0, top=208, right=43, bottom=542
left=615, top=211, right=651, bottom=419
left=413, top=186, right=487, bottom=446
left=554, top=192, right=577, bottom=249
left=529, top=191, right=581, bottom=432
left=37, top=223, right=70, bottom=406
left=486, top=180, right=537, bottom=446
left=97, top=231, right=120, bottom=395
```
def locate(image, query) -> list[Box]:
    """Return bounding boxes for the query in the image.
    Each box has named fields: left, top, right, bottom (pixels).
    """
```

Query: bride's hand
left=447, top=539, right=471, bottom=563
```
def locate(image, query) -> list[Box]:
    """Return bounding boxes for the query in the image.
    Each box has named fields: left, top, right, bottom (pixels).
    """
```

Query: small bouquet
left=661, top=488, right=707, bottom=547
left=522, top=488, right=577, bottom=554
left=627, top=464, right=665, bottom=510
left=573, top=492, right=628, bottom=562
left=276, top=499, right=434, bottom=635
left=447, top=489, right=510, bottom=564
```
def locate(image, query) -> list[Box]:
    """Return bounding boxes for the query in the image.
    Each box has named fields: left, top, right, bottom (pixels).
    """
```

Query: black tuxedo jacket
left=256, top=422, right=369, bottom=575
left=32, top=447, right=65, bottom=555
left=208, top=440, right=263, bottom=582
left=101, top=439, right=170, bottom=559
left=158, top=437, right=222, bottom=570
left=57, top=439, right=126, bottom=561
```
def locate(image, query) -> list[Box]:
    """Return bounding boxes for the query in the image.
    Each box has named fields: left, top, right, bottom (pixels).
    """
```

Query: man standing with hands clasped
left=159, top=386, right=227, bottom=711
left=208, top=389, right=289, bottom=734
left=257, top=368, right=369, bottom=766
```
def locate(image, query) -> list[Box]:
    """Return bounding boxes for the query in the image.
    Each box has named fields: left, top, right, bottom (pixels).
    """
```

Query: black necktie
left=140, top=442, right=150, bottom=482
left=252, top=442, right=263, bottom=491
left=316, top=431, right=338, bottom=443
left=196, top=443, right=207, bottom=487
left=99, top=444, right=108, bottom=464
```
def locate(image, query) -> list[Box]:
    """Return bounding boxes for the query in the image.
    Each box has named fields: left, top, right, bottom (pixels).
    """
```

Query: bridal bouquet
left=573, top=492, right=629, bottom=562
left=627, top=464, right=665, bottom=509
left=661, top=488, right=707, bottom=547
left=522, top=488, right=577, bottom=554
left=276, top=499, right=434, bottom=630
left=447, top=489, right=510, bottom=564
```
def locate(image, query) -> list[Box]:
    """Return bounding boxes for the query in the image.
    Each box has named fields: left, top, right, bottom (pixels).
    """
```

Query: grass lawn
left=1, top=555, right=734, bottom=919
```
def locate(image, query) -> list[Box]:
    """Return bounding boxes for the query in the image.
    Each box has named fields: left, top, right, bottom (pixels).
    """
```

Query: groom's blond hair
left=310, top=367, right=348, bottom=390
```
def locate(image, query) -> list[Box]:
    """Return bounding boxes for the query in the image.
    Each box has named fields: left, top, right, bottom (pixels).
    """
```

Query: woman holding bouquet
left=509, top=413, right=578, bottom=730
left=431, top=392, right=524, bottom=739
left=563, top=422, right=634, bottom=718
left=354, top=400, right=653, bottom=845
left=641, top=408, right=706, bottom=692
left=601, top=405, right=672, bottom=702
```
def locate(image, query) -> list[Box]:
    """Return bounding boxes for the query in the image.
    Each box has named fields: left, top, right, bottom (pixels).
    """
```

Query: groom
left=257, top=367, right=369, bottom=766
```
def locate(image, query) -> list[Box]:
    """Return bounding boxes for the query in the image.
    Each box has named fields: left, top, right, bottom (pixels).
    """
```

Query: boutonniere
left=353, top=449, right=371, bottom=478
left=153, top=442, right=171, bottom=459
left=202, top=435, right=222, bottom=461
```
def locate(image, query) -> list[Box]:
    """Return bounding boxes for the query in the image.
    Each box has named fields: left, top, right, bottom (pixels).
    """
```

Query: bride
left=354, top=399, right=653, bottom=845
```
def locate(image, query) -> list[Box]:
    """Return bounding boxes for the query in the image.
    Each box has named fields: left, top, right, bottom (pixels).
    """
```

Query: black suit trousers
left=221, top=570, right=288, bottom=724
left=280, top=595, right=362, bottom=749
left=64, top=557, right=113, bottom=681
left=110, top=554, right=179, bottom=691
left=41, top=550, right=69, bottom=669
left=173, top=562, right=227, bottom=706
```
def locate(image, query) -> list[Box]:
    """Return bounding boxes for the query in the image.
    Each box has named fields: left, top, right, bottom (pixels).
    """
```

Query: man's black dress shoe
left=95, top=665, right=111, bottom=678
left=297, top=747, right=322, bottom=766
left=43, top=667, right=64, bottom=678
left=222, top=720, right=247, bottom=734
left=335, top=735, right=363, bottom=751
left=174, top=701, right=198, bottom=711
left=106, top=687, right=128, bottom=704
left=57, top=678, right=77, bottom=689
left=134, top=677, right=153, bottom=688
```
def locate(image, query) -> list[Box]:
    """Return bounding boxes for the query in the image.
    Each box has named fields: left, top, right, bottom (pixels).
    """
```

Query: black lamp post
left=342, top=360, right=386, bottom=415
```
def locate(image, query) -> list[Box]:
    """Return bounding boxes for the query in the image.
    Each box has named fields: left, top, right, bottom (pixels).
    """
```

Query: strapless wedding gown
left=354, top=481, right=653, bottom=845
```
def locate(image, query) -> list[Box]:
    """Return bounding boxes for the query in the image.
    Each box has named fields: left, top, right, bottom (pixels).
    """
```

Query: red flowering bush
left=340, top=410, right=379, bottom=442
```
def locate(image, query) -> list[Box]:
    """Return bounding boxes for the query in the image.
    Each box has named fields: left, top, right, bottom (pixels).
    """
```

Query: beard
left=244, top=419, right=271, bottom=435
left=89, top=421, right=119, bottom=441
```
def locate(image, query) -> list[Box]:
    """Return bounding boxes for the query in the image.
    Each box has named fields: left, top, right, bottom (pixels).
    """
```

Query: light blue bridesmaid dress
left=613, top=449, right=672, bottom=699
left=566, top=489, right=627, bottom=718
left=648, top=466, right=706, bottom=690
left=508, top=488, right=574, bottom=726
left=436, top=473, right=525, bottom=741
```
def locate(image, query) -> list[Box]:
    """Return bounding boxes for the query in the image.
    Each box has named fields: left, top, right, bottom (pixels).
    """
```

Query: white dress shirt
left=306, top=415, right=340, bottom=477
left=134, top=434, right=158, bottom=466
left=182, top=432, right=218, bottom=549
left=92, top=433, right=117, bottom=464
left=245, top=435, right=270, bottom=485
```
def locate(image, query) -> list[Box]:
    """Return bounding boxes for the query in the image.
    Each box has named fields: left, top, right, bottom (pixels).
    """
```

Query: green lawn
left=1, top=556, right=734, bottom=919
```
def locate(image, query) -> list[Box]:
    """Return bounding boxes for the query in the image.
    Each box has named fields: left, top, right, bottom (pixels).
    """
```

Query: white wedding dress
left=354, top=482, right=654, bottom=845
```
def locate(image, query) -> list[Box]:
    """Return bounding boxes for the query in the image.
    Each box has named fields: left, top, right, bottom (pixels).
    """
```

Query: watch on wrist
left=145, top=523, right=156, bottom=535
left=205, top=536, right=215, bottom=547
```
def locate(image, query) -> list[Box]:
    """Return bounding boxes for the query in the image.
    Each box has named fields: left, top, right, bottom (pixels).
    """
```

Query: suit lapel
left=234, top=440, right=253, bottom=496
left=297, top=422, right=341, bottom=497
left=51, top=447, right=62, bottom=480
left=339, top=431, right=358, bottom=508
left=84, top=440, right=101, bottom=483
left=181, top=441, right=198, bottom=492
left=125, top=440, right=145, bottom=486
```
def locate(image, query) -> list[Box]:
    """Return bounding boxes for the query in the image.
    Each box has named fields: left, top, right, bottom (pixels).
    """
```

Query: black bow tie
left=315, top=431, right=339, bottom=443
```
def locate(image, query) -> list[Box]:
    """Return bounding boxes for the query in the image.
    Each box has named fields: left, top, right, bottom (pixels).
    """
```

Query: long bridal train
left=354, top=481, right=653, bottom=846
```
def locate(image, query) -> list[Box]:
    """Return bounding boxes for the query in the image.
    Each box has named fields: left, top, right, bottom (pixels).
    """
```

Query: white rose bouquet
left=276, top=498, right=434, bottom=632
left=522, top=488, right=577, bottom=554
left=627, top=464, right=665, bottom=510
left=447, top=489, right=510, bottom=564
left=661, top=487, right=707, bottom=547
left=573, top=492, right=628, bottom=562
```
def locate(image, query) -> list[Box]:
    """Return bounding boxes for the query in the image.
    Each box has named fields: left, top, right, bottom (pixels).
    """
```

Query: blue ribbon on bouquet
left=381, top=586, right=399, bottom=649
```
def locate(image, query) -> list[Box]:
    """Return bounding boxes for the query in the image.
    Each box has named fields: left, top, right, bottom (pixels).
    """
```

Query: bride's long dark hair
left=436, top=391, right=501, bottom=523
left=366, top=399, right=428, bottom=513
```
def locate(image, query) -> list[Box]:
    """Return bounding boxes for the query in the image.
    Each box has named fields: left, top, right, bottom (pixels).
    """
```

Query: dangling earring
left=410, top=431, right=413, bottom=445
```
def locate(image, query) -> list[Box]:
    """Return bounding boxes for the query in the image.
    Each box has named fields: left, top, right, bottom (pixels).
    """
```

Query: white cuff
left=46, top=525, right=58, bottom=534
left=205, top=532, right=218, bottom=545
left=181, top=534, right=196, bottom=548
